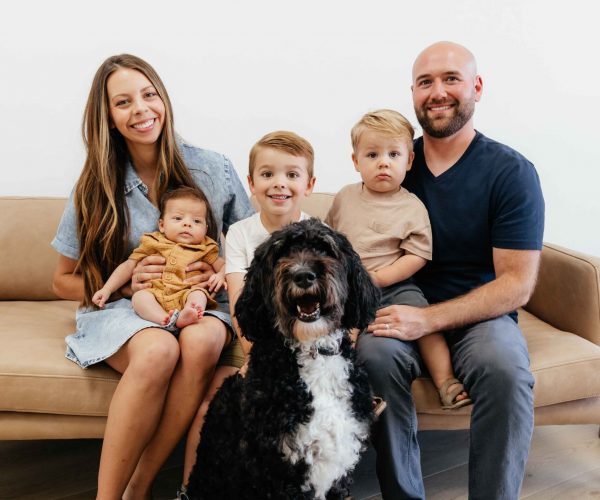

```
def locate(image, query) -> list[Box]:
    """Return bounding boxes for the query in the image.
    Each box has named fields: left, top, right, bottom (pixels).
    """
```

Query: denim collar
left=123, top=160, right=148, bottom=196
left=123, top=136, right=186, bottom=195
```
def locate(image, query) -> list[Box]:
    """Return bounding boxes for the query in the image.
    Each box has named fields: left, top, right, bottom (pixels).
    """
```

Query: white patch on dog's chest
left=280, top=334, right=369, bottom=499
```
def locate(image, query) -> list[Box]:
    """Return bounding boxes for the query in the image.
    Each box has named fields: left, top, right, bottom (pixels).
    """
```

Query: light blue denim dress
left=52, top=143, right=254, bottom=368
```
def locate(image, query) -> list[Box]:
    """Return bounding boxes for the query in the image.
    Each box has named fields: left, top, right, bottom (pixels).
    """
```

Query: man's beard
left=415, top=98, right=475, bottom=138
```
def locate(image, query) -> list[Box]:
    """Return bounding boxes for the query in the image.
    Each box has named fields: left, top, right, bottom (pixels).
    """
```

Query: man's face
left=411, top=44, right=482, bottom=138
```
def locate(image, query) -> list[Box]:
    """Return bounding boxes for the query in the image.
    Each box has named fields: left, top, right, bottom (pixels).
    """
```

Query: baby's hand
left=92, top=288, right=110, bottom=308
left=207, top=271, right=227, bottom=293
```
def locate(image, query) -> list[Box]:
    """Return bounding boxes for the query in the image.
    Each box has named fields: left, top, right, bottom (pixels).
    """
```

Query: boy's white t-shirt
left=225, top=212, right=312, bottom=275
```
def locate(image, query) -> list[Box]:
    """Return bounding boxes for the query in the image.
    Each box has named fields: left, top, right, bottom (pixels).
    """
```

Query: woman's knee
left=128, top=332, right=180, bottom=382
left=179, top=320, right=227, bottom=365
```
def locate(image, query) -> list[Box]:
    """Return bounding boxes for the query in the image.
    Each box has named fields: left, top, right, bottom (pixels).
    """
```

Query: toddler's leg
left=176, top=291, right=208, bottom=328
left=417, top=333, right=470, bottom=409
left=131, top=289, right=170, bottom=326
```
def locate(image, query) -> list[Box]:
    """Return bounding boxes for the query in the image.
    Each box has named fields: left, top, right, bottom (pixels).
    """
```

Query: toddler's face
left=159, top=197, right=208, bottom=244
left=248, top=147, right=315, bottom=218
left=352, top=130, right=414, bottom=194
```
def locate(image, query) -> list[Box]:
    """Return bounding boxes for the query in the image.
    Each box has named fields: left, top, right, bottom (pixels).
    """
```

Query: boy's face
left=248, top=147, right=315, bottom=218
left=352, top=130, right=414, bottom=194
left=159, top=197, right=208, bottom=244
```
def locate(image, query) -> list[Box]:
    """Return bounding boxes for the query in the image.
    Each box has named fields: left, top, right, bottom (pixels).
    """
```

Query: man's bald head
left=412, top=42, right=477, bottom=84
left=411, top=41, right=482, bottom=139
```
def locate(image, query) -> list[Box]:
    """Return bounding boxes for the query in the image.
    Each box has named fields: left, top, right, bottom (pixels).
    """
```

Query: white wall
left=2, top=0, right=599, bottom=255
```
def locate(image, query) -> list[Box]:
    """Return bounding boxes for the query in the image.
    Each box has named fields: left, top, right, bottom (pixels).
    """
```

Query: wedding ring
left=385, top=323, right=390, bottom=330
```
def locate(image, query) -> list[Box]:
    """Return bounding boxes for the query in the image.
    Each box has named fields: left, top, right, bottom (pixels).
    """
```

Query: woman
left=51, top=54, right=253, bottom=499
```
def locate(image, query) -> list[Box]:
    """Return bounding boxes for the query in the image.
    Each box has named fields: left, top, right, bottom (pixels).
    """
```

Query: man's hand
left=185, top=260, right=215, bottom=288
left=367, top=304, right=432, bottom=341
left=130, top=255, right=166, bottom=294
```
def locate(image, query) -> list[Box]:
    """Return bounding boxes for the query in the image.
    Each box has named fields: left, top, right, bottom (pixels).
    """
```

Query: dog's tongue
left=297, top=297, right=319, bottom=314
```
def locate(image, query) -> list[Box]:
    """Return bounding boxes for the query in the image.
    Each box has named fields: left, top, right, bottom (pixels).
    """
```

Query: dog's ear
left=234, top=233, right=283, bottom=343
left=336, top=232, right=381, bottom=331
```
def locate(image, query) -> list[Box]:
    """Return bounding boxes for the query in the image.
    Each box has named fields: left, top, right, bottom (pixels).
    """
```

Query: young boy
left=326, top=109, right=471, bottom=409
left=226, top=131, right=316, bottom=359
left=92, top=186, right=226, bottom=330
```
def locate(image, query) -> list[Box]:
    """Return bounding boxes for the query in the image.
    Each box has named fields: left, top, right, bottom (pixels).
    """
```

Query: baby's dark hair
left=159, top=186, right=218, bottom=241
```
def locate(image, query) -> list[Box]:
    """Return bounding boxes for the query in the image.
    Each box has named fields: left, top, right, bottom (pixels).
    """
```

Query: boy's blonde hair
left=351, top=109, right=415, bottom=152
left=249, top=131, right=314, bottom=178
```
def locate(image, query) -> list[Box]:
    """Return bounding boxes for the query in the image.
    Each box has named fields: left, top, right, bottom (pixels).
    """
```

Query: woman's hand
left=128, top=255, right=166, bottom=295
left=185, top=260, right=215, bottom=288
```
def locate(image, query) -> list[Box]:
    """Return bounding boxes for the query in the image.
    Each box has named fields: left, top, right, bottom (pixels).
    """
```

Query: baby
left=93, top=186, right=226, bottom=329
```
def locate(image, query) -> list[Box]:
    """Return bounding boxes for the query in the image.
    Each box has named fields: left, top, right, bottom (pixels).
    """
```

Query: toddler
left=326, top=109, right=471, bottom=409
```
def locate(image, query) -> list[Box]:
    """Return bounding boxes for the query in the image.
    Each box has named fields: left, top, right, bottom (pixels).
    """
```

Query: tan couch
left=2, top=194, right=600, bottom=440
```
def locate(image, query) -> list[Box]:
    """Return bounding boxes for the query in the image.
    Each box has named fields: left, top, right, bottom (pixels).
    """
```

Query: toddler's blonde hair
left=351, top=109, right=415, bottom=152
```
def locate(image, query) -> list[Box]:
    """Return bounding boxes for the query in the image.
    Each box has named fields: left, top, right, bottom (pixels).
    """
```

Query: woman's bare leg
left=124, top=316, right=227, bottom=499
left=182, top=364, right=239, bottom=486
left=96, top=327, right=180, bottom=500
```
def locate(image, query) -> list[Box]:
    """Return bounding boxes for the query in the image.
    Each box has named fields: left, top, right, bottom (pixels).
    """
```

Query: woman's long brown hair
left=75, top=54, right=198, bottom=307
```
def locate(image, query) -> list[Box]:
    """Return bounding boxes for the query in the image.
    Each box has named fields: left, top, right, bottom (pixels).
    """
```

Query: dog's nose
left=293, top=270, right=316, bottom=288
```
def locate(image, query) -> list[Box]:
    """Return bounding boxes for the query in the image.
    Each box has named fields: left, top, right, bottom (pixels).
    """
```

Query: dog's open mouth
left=295, top=296, right=321, bottom=322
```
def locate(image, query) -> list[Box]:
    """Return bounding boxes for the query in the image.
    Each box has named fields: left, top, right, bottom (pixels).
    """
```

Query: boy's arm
left=226, top=272, right=252, bottom=357
left=369, top=253, right=427, bottom=288
left=92, top=259, right=137, bottom=307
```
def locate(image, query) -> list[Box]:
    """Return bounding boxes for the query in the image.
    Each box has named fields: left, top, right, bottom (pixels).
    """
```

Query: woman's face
left=106, top=68, right=166, bottom=150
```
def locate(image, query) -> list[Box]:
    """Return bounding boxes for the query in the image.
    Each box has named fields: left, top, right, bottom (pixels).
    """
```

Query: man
left=356, top=41, right=545, bottom=499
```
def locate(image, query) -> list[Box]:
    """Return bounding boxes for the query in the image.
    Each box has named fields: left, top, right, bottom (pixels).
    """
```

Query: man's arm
left=369, top=248, right=541, bottom=340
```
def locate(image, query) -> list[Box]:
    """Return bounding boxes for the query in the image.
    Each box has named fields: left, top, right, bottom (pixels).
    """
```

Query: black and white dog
left=187, top=218, right=380, bottom=500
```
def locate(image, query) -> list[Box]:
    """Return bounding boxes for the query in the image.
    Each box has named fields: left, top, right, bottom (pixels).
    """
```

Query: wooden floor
left=1, top=425, right=599, bottom=499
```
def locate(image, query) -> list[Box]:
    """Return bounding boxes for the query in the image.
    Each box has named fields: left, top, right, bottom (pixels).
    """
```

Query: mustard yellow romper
left=129, top=231, right=219, bottom=312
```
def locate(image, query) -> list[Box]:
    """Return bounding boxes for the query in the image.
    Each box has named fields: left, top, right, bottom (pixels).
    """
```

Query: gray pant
left=357, top=315, right=535, bottom=499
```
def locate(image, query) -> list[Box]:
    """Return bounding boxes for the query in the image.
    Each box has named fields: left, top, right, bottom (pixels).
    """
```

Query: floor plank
left=418, top=425, right=600, bottom=500
left=1, top=425, right=598, bottom=499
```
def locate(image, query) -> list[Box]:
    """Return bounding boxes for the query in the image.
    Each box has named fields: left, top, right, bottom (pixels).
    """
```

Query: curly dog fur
left=187, top=218, right=380, bottom=500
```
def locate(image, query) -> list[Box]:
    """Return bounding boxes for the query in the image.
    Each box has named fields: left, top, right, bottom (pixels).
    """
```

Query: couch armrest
left=524, top=243, right=600, bottom=345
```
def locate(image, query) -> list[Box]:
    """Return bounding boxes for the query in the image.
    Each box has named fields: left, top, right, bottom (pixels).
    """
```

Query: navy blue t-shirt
left=403, top=131, right=544, bottom=310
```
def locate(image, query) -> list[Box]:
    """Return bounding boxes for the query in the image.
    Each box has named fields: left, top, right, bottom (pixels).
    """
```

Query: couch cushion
left=0, top=197, right=67, bottom=300
left=3, top=301, right=600, bottom=420
left=0, top=301, right=118, bottom=416
left=414, top=309, right=600, bottom=414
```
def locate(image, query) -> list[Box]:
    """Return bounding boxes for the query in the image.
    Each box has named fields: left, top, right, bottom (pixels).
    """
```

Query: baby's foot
left=190, top=301, right=206, bottom=317
left=161, top=310, right=175, bottom=327
left=176, top=304, right=203, bottom=328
